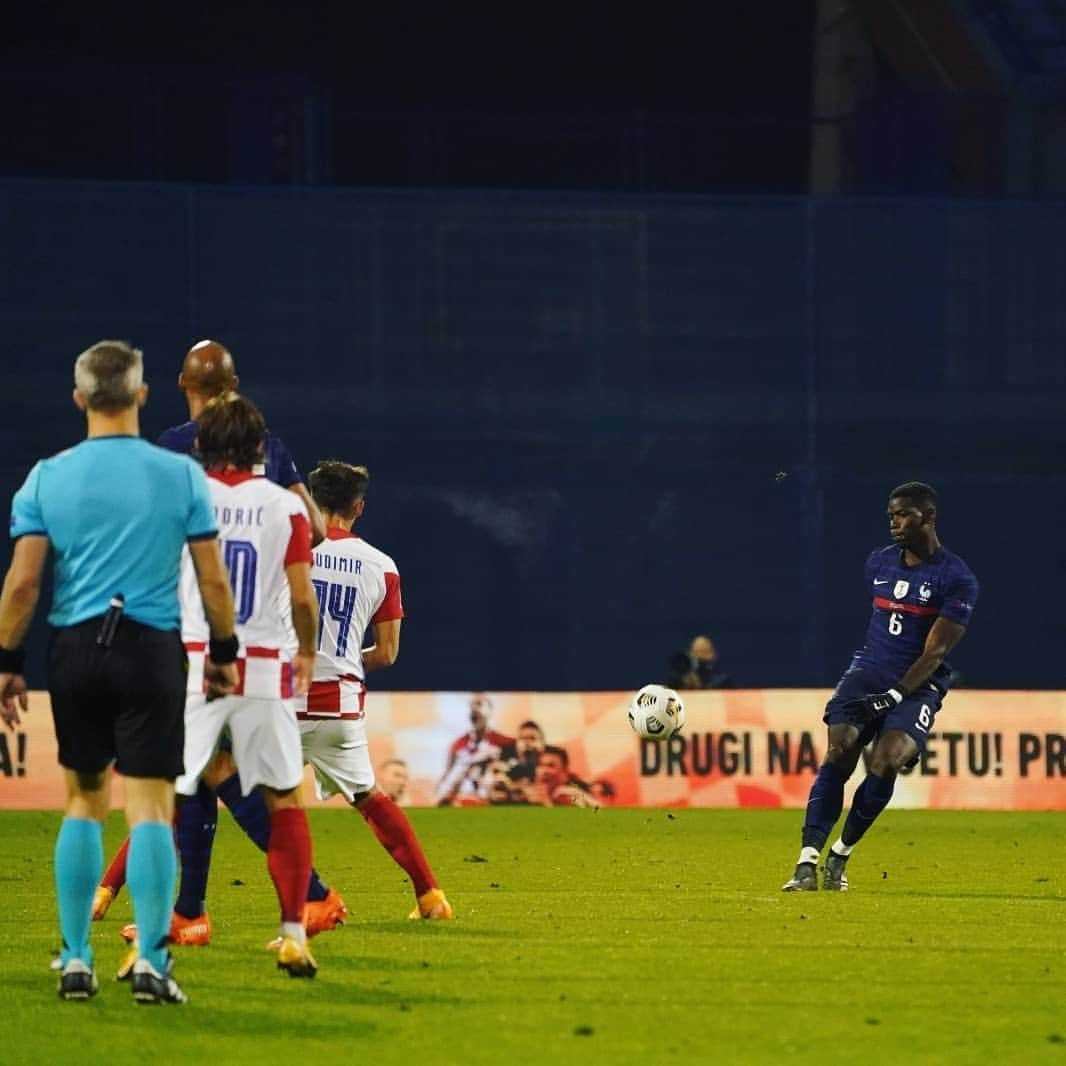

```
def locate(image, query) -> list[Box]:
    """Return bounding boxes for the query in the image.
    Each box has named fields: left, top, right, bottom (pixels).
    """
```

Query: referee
left=0, top=341, right=239, bottom=1005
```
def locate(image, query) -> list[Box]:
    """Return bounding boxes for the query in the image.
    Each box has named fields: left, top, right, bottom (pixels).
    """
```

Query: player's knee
left=349, top=785, right=378, bottom=810
left=202, top=750, right=237, bottom=788
left=261, top=785, right=302, bottom=811
left=75, top=770, right=107, bottom=792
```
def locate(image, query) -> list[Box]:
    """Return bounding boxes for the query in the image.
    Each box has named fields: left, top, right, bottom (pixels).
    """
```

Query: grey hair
left=74, top=340, right=144, bottom=413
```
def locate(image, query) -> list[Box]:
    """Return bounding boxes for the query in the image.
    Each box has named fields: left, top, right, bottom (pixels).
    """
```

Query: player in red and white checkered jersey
left=297, top=460, right=453, bottom=921
left=174, top=395, right=321, bottom=975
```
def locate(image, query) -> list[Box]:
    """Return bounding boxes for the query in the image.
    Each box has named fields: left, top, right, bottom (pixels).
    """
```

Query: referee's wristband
left=208, top=634, right=240, bottom=665
left=0, top=645, right=26, bottom=674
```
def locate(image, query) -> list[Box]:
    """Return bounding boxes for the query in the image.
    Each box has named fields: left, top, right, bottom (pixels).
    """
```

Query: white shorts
left=299, top=717, right=375, bottom=803
left=176, top=693, right=304, bottom=797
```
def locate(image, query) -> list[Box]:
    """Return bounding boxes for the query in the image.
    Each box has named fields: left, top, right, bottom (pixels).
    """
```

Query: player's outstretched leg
left=55, top=817, right=104, bottom=999
left=823, top=769, right=896, bottom=891
left=265, top=800, right=318, bottom=977
left=215, top=771, right=338, bottom=915
left=782, top=761, right=849, bottom=891
left=170, top=782, right=219, bottom=942
left=357, top=791, right=454, bottom=919
left=93, top=834, right=130, bottom=920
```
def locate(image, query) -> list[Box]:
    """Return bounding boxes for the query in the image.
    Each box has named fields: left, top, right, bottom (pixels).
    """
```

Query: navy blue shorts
left=823, top=667, right=945, bottom=751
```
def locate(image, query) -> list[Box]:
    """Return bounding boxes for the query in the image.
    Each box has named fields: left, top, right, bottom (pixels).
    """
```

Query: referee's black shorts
left=48, top=615, right=187, bottom=779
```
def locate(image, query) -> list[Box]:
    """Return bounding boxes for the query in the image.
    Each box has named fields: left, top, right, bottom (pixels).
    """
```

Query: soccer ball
left=628, top=684, right=686, bottom=741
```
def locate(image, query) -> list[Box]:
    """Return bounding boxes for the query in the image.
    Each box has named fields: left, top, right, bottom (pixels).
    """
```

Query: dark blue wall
left=2, top=180, right=1063, bottom=691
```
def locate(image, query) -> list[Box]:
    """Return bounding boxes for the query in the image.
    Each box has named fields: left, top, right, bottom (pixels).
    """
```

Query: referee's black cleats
left=131, top=955, right=188, bottom=1005
left=781, top=862, right=818, bottom=892
left=822, top=852, right=850, bottom=892
left=58, top=958, right=99, bottom=1000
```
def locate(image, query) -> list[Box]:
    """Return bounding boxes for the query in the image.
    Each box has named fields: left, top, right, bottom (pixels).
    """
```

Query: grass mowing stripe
left=1, top=808, right=1063, bottom=1065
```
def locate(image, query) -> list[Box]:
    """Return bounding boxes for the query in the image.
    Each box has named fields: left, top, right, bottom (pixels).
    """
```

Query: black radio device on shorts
left=96, top=594, right=125, bottom=648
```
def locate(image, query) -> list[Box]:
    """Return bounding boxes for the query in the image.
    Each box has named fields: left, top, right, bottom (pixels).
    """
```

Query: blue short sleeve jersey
left=156, top=421, right=302, bottom=488
left=851, top=544, right=978, bottom=689
left=9, top=437, right=217, bottom=630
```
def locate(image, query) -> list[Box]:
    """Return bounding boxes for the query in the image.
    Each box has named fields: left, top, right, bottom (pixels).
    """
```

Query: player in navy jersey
left=782, top=482, right=978, bottom=892
left=157, top=340, right=326, bottom=544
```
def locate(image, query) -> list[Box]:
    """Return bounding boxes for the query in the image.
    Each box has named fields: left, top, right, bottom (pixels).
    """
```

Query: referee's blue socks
left=55, top=817, right=103, bottom=966
left=128, top=821, right=177, bottom=973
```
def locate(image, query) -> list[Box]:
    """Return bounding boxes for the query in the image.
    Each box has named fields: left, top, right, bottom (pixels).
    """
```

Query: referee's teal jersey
left=8, top=436, right=217, bottom=630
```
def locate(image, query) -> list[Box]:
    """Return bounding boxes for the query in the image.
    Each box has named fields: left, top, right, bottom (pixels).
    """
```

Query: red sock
left=100, top=835, right=131, bottom=893
left=267, top=808, right=312, bottom=924
left=360, top=792, right=436, bottom=898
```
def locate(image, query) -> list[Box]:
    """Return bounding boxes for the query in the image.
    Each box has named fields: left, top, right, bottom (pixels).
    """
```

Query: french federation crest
left=919, top=582, right=932, bottom=601
left=893, top=580, right=910, bottom=599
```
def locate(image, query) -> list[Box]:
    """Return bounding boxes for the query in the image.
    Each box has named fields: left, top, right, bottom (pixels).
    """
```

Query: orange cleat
left=303, top=888, right=347, bottom=937
left=408, top=888, right=454, bottom=920
left=120, top=911, right=212, bottom=947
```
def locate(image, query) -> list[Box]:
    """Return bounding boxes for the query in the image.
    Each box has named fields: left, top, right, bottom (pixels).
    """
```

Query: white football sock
left=798, top=846, right=820, bottom=866
left=829, top=839, right=853, bottom=858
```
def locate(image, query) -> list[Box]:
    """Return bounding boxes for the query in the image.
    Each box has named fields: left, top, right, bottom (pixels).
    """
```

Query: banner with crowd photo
left=2, top=689, right=1066, bottom=811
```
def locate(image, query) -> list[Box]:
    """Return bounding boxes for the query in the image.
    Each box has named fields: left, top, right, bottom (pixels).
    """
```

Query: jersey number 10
left=312, top=579, right=357, bottom=656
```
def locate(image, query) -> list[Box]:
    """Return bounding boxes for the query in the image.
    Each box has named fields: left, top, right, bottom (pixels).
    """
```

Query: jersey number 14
left=312, top=579, right=357, bottom=655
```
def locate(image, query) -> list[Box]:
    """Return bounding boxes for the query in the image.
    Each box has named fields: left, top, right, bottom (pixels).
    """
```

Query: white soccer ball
left=628, top=684, right=686, bottom=741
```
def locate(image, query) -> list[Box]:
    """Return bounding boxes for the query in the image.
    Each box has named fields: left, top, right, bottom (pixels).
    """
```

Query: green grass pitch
left=1, top=807, right=1064, bottom=1065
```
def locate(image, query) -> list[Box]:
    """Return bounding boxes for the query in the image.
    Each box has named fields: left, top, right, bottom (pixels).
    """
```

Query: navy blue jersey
left=850, top=545, right=978, bottom=689
left=157, top=420, right=302, bottom=488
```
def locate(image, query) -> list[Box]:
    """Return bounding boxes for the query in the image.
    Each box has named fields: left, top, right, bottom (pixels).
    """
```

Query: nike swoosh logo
left=873, top=580, right=889, bottom=585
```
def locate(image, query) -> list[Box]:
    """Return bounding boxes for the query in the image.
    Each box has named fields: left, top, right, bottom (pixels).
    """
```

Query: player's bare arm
left=362, top=619, right=401, bottom=672
left=289, top=483, right=327, bottom=546
left=897, top=616, right=967, bottom=695
left=187, top=537, right=240, bottom=697
left=285, top=560, right=317, bottom=696
left=0, top=534, right=49, bottom=728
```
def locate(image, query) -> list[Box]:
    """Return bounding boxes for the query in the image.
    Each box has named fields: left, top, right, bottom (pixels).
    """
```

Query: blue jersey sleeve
left=9, top=462, right=47, bottom=539
left=940, top=566, right=978, bottom=627
left=184, top=459, right=217, bottom=541
left=265, top=431, right=302, bottom=488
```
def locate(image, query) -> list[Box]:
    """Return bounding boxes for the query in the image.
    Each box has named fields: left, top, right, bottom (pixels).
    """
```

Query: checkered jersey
left=180, top=471, right=312, bottom=697
left=297, top=528, right=403, bottom=720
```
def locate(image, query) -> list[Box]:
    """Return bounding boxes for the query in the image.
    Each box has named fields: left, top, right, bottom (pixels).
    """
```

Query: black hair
left=889, top=481, right=938, bottom=514
left=541, top=744, right=569, bottom=768
left=308, top=460, right=370, bottom=514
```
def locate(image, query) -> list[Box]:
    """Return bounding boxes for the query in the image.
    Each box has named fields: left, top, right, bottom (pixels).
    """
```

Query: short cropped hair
left=309, top=460, right=370, bottom=514
left=889, top=481, right=938, bottom=514
left=196, top=393, right=266, bottom=470
left=74, top=340, right=144, bottom=413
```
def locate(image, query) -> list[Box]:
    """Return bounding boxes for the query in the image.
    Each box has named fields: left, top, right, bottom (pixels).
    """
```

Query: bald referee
left=0, top=341, right=239, bottom=1005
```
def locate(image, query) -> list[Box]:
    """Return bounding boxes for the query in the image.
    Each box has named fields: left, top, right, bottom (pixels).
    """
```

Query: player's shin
left=55, top=818, right=103, bottom=965
left=840, top=770, right=896, bottom=848
left=360, top=792, right=437, bottom=898
left=173, top=783, right=218, bottom=919
left=799, top=761, right=849, bottom=857
left=127, top=822, right=178, bottom=973
left=266, top=806, right=313, bottom=938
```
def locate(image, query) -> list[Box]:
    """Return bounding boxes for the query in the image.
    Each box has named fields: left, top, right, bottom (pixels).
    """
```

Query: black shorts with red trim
left=48, top=615, right=187, bottom=778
